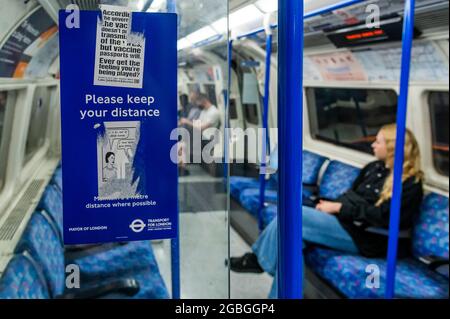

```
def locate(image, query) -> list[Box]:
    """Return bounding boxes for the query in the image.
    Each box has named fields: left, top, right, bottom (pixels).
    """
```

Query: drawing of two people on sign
left=98, top=121, right=140, bottom=199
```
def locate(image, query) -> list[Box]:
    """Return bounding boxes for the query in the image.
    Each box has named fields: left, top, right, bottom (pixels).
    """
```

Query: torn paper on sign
left=94, top=5, right=146, bottom=89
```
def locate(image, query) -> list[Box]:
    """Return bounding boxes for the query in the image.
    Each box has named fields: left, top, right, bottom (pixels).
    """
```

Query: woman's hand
left=315, top=200, right=342, bottom=214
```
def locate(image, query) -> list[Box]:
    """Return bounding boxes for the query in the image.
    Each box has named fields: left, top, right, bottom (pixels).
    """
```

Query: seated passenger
left=178, top=91, right=202, bottom=175
left=180, top=93, right=220, bottom=135
left=179, top=93, right=221, bottom=164
left=230, top=124, right=424, bottom=297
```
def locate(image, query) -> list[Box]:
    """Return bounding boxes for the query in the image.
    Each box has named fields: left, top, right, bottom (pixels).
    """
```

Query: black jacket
left=336, top=161, right=423, bottom=258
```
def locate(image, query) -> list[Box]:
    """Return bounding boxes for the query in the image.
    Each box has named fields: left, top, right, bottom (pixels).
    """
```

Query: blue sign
left=59, top=7, right=178, bottom=245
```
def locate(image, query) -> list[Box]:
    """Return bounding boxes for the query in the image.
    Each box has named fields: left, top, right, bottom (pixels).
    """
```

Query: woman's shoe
left=230, top=253, right=264, bottom=273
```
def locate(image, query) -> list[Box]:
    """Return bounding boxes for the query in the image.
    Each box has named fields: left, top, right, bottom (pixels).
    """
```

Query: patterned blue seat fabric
left=235, top=151, right=327, bottom=226
left=230, top=176, right=277, bottom=201
left=16, top=213, right=66, bottom=297
left=44, top=171, right=166, bottom=284
left=302, top=151, right=328, bottom=185
left=412, top=193, right=449, bottom=261
left=14, top=211, right=169, bottom=299
left=304, top=193, right=449, bottom=299
left=0, top=255, right=49, bottom=299
left=239, top=188, right=278, bottom=217
left=38, top=184, right=64, bottom=236
left=305, top=247, right=448, bottom=298
left=319, top=161, right=360, bottom=200
left=52, top=166, right=63, bottom=191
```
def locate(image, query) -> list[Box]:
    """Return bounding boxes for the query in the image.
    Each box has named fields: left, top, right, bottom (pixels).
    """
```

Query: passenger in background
left=179, top=93, right=221, bottom=164
left=178, top=91, right=202, bottom=176
left=180, top=93, right=220, bottom=135
left=179, top=91, right=202, bottom=124
left=230, top=124, right=424, bottom=298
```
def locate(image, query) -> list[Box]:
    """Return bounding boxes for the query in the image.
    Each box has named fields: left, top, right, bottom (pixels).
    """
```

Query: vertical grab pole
left=223, top=40, right=233, bottom=187
left=385, top=0, right=416, bottom=299
left=257, top=16, right=273, bottom=232
left=167, top=0, right=180, bottom=300
left=277, top=0, right=304, bottom=299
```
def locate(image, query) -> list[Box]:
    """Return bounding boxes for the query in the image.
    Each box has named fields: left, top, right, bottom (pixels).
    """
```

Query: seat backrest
left=15, top=212, right=65, bottom=298
left=319, top=161, right=361, bottom=200
left=412, top=193, right=449, bottom=260
left=37, top=184, right=63, bottom=237
left=303, top=151, right=328, bottom=185
left=0, top=254, right=50, bottom=299
left=267, top=148, right=327, bottom=187
left=51, top=166, right=63, bottom=191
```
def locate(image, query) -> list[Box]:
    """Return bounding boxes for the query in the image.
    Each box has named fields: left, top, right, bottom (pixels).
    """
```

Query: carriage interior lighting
left=255, top=0, right=278, bottom=13
left=177, top=37, right=192, bottom=51
left=186, top=26, right=218, bottom=45
left=229, top=4, right=263, bottom=29
left=212, top=17, right=228, bottom=34
left=147, top=0, right=165, bottom=12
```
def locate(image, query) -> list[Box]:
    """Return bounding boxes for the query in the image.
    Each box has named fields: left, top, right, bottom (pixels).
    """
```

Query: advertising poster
left=59, top=6, right=178, bottom=244
left=311, top=51, right=368, bottom=81
left=0, top=7, right=57, bottom=78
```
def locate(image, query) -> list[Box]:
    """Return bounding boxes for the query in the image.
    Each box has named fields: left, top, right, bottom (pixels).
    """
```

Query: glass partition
left=62, top=0, right=231, bottom=299
left=149, top=0, right=230, bottom=299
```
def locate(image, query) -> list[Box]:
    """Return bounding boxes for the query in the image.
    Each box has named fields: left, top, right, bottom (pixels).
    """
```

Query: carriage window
left=24, top=88, right=50, bottom=164
left=429, top=91, right=449, bottom=177
left=204, top=84, right=218, bottom=106
left=0, top=90, right=16, bottom=193
left=306, top=87, right=397, bottom=154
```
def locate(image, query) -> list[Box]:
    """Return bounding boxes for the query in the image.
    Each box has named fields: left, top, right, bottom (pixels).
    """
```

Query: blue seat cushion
left=37, top=184, right=63, bottom=236
left=230, top=176, right=277, bottom=200
left=305, top=247, right=449, bottom=299
left=239, top=188, right=279, bottom=216
left=16, top=212, right=65, bottom=297
left=0, top=255, right=49, bottom=299
left=73, top=241, right=159, bottom=281
left=412, top=193, right=449, bottom=260
left=303, top=151, right=327, bottom=185
left=230, top=177, right=260, bottom=200
left=239, top=188, right=315, bottom=216
left=102, top=267, right=170, bottom=299
left=51, top=166, right=63, bottom=191
left=319, top=161, right=360, bottom=200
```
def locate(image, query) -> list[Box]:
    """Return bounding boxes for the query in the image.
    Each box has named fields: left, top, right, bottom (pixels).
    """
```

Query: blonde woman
left=231, top=124, right=424, bottom=297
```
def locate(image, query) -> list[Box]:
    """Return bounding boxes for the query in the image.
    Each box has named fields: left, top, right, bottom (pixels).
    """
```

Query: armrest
left=364, top=227, right=411, bottom=239
left=57, top=278, right=140, bottom=299
left=418, top=256, right=449, bottom=271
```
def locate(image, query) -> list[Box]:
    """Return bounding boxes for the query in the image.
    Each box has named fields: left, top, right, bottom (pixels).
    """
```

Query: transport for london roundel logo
left=130, top=219, right=146, bottom=233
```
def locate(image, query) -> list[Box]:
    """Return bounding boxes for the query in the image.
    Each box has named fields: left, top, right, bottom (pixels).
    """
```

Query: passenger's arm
left=338, top=181, right=422, bottom=228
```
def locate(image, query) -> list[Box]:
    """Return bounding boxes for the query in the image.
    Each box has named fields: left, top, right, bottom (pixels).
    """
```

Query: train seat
left=0, top=254, right=50, bottom=299
left=70, top=240, right=160, bottom=282
left=318, top=161, right=361, bottom=201
left=51, top=165, right=63, bottom=191
left=304, top=193, right=449, bottom=299
left=0, top=252, right=142, bottom=299
left=38, top=184, right=64, bottom=236
left=233, top=151, right=328, bottom=220
left=41, top=174, right=157, bottom=269
left=13, top=211, right=169, bottom=299
left=230, top=175, right=278, bottom=200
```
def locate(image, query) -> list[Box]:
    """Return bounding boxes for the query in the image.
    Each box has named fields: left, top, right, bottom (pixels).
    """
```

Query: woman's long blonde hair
left=376, top=124, right=424, bottom=206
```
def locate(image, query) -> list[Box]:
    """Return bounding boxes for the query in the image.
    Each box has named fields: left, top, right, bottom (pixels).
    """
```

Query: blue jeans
left=252, top=206, right=359, bottom=298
